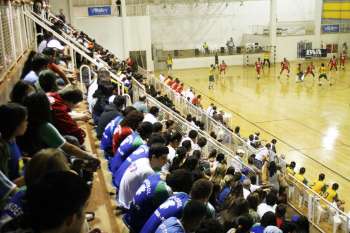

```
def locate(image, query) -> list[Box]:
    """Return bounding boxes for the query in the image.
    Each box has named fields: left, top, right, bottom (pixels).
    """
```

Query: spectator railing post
left=7, top=2, right=16, bottom=63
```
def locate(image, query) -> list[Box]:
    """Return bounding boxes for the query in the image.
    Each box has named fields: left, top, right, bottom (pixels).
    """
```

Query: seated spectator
left=210, top=153, right=227, bottom=185
left=162, top=132, right=182, bottom=173
left=133, top=95, right=148, bottom=113
left=251, top=211, right=276, bottom=233
left=324, top=183, right=345, bottom=210
left=192, top=95, right=202, bottom=107
left=112, top=133, right=166, bottom=189
left=17, top=93, right=99, bottom=165
left=143, top=106, right=160, bottom=124
left=275, top=203, right=287, bottom=228
left=23, top=54, right=49, bottom=86
left=219, top=197, right=250, bottom=231
left=118, top=143, right=168, bottom=209
left=42, top=47, right=70, bottom=85
left=294, top=167, right=308, bottom=185
left=0, top=171, right=91, bottom=233
left=10, top=81, right=35, bottom=105
left=181, top=130, right=198, bottom=152
left=47, top=89, right=87, bottom=145
left=0, top=104, right=28, bottom=182
left=247, top=193, right=260, bottom=223
left=257, top=192, right=277, bottom=218
left=100, top=106, right=135, bottom=157
left=227, top=215, right=254, bottom=233
left=141, top=178, right=213, bottom=233
left=38, top=70, right=59, bottom=92
left=234, top=126, right=241, bottom=137
left=110, top=122, right=153, bottom=173
left=169, top=147, right=188, bottom=172
left=310, top=173, right=326, bottom=194
left=0, top=148, right=70, bottom=222
left=20, top=51, right=37, bottom=80
left=196, top=219, right=225, bottom=233
left=96, top=95, right=126, bottom=139
left=155, top=200, right=207, bottom=233
left=0, top=171, right=16, bottom=208
left=125, top=169, right=193, bottom=232
left=112, top=110, right=144, bottom=153
left=152, top=122, right=163, bottom=133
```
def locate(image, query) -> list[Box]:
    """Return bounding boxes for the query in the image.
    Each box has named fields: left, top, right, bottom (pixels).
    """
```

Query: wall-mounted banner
left=88, top=6, right=111, bottom=16
left=301, top=49, right=327, bottom=58
left=322, top=24, right=340, bottom=33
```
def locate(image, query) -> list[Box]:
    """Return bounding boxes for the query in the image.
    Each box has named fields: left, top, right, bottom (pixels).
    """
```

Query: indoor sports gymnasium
left=0, top=0, right=349, bottom=233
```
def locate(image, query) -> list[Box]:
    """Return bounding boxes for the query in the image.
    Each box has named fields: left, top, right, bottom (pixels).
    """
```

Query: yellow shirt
left=319, top=66, right=326, bottom=74
left=264, top=52, right=269, bottom=59
left=311, top=180, right=325, bottom=194
left=209, top=68, right=214, bottom=76
left=294, top=173, right=306, bottom=184
left=166, top=57, right=173, bottom=65
left=324, top=187, right=337, bottom=202
left=286, top=167, right=295, bottom=176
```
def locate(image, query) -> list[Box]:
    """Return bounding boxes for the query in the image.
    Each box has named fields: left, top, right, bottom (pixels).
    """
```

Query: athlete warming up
left=255, top=58, right=263, bottom=80
left=208, top=64, right=215, bottom=89
left=278, top=58, right=290, bottom=79
left=329, top=55, right=337, bottom=71
left=219, top=60, right=228, bottom=77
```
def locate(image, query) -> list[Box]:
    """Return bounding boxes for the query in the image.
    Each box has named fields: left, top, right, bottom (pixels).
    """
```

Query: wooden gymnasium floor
left=158, top=60, right=350, bottom=211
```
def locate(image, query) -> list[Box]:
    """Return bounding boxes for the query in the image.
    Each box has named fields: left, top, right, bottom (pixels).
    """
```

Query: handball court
left=160, top=60, right=350, bottom=210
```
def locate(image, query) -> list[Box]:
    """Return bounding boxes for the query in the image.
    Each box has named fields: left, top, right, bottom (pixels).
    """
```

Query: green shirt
left=38, top=123, right=66, bottom=149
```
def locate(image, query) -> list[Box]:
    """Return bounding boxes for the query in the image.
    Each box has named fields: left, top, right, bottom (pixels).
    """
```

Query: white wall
left=276, top=0, right=315, bottom=22
left=49, top=0, right=70, bottom=22
left=74, top=16, right=124, bottom=58
left=173, top=54, right=247, bottom=69
left=149, top=1, right=270, bottom=51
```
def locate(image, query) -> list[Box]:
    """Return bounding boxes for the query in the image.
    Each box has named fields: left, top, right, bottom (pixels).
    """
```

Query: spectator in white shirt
left=185, top=88, right=195, bottom=102
left=257, top=192, right=277, bottom=218
left=206, top=103, right=215, bottom=116
left=162, top=132, right=182, bottom=173
left=133, top=95, right=148, bottom=113
left=38, top=33, right=52, bottom=53
left=242, top=179, right=252, bottom=199
left=192, top=137, right=207, bottom=156
left=159, top=73, right=166, bottom=82
left=181, top=130, right=198, bottom=152
left=23, top=54, right=49, bottom=85
left=143, top=106, right=159, bottom=124
left=118, top=143, right=169, bottom=209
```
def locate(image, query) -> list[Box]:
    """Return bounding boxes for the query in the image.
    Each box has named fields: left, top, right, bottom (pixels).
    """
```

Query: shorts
left=319, top=73, right=327, bottom=79
left=209, top=75, right=214, bottom=82
left=167, top=64, right=172, bottom=69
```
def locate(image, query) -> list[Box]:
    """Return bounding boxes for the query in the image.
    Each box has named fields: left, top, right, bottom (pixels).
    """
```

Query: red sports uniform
left=340, top=54, right=346, bottom=66
left=280, top=61, right=290, bottom=74
left=219, top=63, right=227, bottom=74
left=305, top=64, right=315, bottom=77
left=329, top=58, right=337, bottom=71
left=255, top=61, right=263, bottom=74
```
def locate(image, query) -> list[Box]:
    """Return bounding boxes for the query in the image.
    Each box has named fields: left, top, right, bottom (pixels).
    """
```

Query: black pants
left=263, top=59, right=270, bottom=68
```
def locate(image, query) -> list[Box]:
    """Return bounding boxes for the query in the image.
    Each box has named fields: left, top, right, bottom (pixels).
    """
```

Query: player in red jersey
left=278, top=58, right=290, bottom=79
left=255, top=57, right=263, bottom=80
left=329, top=55, right=337, bottom=71
left=305, top=62, right=315, bottom=78
left=340, top=53, right=346, bottom=70
left=219, top=60, right=228, bottom=76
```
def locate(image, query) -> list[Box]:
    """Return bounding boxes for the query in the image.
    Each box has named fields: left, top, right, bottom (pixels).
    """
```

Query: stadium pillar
left=269, top=0, right=277, bottom=59
left=314, top=0, right=322, bottom=48
left=121, top=0, right=128, bottom=59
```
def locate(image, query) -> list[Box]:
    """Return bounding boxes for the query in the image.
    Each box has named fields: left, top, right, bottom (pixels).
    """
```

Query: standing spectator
left=203, top=42, right=209, bottom=54
left=116, top=0, right=122, bottom=16
left=162, top=132, right=182, bottom=173
left=58, top=9, right=66, bottom=22
left=166, top=54, right=173, bottom=72
left=268, top=161, right=281, bottom=191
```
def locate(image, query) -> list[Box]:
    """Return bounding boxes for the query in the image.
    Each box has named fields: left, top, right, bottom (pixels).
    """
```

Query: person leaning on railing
left=323, top=183, right=345, bottom=211
left=310, top=173, right=326, bottom=195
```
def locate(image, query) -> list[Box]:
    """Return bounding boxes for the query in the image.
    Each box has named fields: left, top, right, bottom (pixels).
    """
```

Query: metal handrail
left=131, top=77, right=258, bottom=179
left=24, top=10, right=126, bottom=95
